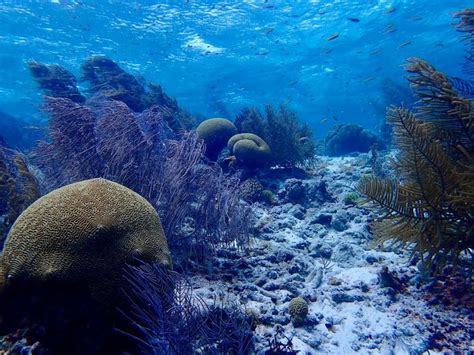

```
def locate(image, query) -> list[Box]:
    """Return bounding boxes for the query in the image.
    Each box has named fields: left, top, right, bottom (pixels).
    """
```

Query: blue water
left=0, top=0, right=471, bottom=139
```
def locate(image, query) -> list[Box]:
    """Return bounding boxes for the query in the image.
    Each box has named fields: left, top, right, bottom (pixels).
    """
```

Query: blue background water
left=0, top=0, right=471, bottom=139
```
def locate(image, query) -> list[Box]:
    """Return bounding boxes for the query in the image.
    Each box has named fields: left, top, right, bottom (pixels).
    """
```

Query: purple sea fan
left=155, top=131, right=253, bottom=259
left=32, top=96, right=102, bottom=190
left=93, top=100, right=155, bottom=189
left=120, top=261, right=254, bottom=354
left=30, top=96, right=253, bottom=264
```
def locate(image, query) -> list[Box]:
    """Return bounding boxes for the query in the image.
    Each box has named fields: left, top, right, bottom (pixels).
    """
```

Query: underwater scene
left=0, top=0, right=473, bottom=354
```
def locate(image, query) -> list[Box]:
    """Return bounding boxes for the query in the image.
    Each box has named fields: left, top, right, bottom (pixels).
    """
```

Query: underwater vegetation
left=29, top=95, right=252, bottom=265
left=358, top=56, right=474, bottom=274
left=234, top=105, right=315, bottom=167
left=123, top=262, right=254, bottom=354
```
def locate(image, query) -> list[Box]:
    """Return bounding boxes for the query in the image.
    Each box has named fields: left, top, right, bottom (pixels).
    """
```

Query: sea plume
left=358, top=58, right=474, bottom=274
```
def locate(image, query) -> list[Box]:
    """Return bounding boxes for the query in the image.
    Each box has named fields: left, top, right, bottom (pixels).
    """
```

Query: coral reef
left=29, top=57, right=195, bottom=131
left=234, top=107, right=266, bottom=138
left=239, top=178, right=264, bottom=203
left=325, top=124, right=384, bottom=156
left=228, top=133, right=272, bottom=168
left=234, top=105, right=316, bottom=167
left=123, top=261, right=254, bottom=354
left=31, top=98, right=252, bottom=265
left=28, top=60, right=85, bottom=103
left=358, top=58, right=474, bottom=274
left=0, top=178, right=171, bottom=354
left=0, top=147, right=39, bottom=244
left=0, top=178, right=171, bottom=304
left=288, top=297, right=309, bottom=325
left=196, top=118, right=238, bottom=159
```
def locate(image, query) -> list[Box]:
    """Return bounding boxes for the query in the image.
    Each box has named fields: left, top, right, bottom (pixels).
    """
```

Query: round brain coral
left=288, top=296, right=309, bottom=324
left=196, top=118, right=237, bottom=159
left=0, top=178, right=172, bottom=307
left=228, top=133, right=271, bottom=168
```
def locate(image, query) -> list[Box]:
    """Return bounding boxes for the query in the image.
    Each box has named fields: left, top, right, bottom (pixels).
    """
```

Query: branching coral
left=358, top=58, right=474, bottom=274
left=122, top=261, right=254, bottom=355
left=31, top=98, right=252, bottom=265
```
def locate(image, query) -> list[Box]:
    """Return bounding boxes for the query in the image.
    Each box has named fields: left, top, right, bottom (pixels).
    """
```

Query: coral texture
left=0, top=178, right=171, bottom=305
left=196, top=118, right=237, bottom=159
left=228, top=133, right=271, bottom=168
left=288, top=297, right=309, bottom=323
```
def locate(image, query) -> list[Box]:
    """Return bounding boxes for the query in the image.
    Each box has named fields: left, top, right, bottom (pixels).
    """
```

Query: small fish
left=348, top=18, right=360, bottom=22
left=320, top=118, right=328, bottom=124
left=263, top=27, right=274, bottom=35
left=410, top=16, right=423, bottom=21
left=363, top=77, right=374, bottom=82
left=289, top=80, right=298, bottom=86
left=385, top=7, right=396, bottom=14
left=327, top=33, right=339, bottom=41
left=384, top=24, right=396, bottom=34
left=399, top=40, right=411, bottom=48
left=370, top=48, right=381, bottom=55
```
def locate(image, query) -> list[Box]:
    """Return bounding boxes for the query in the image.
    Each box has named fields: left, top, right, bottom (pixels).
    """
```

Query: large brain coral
left=196, top=118, right=237, bottom=159
left=0, top=178, right=171, bottom=305
left=228, top=133, right=271, bottom=168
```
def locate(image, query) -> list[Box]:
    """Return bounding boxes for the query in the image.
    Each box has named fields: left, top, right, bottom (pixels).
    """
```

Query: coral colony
left=0, top=4, right=473, bottom=355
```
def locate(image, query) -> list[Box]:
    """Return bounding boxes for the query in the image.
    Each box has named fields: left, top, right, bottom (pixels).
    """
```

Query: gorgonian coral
left=122, top=261, right=255, bottom=354
left=234, top=104, right=315, bottom=167
left=31, top=97, right=252, bottom=265
left=358, top=58, right=474, bottom=274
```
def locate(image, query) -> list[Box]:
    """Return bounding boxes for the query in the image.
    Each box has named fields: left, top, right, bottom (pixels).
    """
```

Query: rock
left=310, top=213, right=332, bottom=226
left=331, top=211, right=349, bottom=231
left=288, top=204, right=305, bottom=219
left=332, top=292, right=365, bottom=303
left=284, top=179, right=306, bottom=203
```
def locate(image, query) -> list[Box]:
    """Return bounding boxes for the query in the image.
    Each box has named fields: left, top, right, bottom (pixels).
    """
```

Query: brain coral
left=0, top=178, right=171, bottom=307
left=228, top=133, right=271, bottom=168
left=288, top=296, right=309, bottom=324
left=196, top=118, right=237, bottom=159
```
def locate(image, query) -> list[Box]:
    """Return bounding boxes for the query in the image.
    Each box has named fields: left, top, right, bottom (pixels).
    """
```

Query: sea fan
left=121, top=262, right=254, bottom=354
left=30, top=97, right=252, bottom=264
